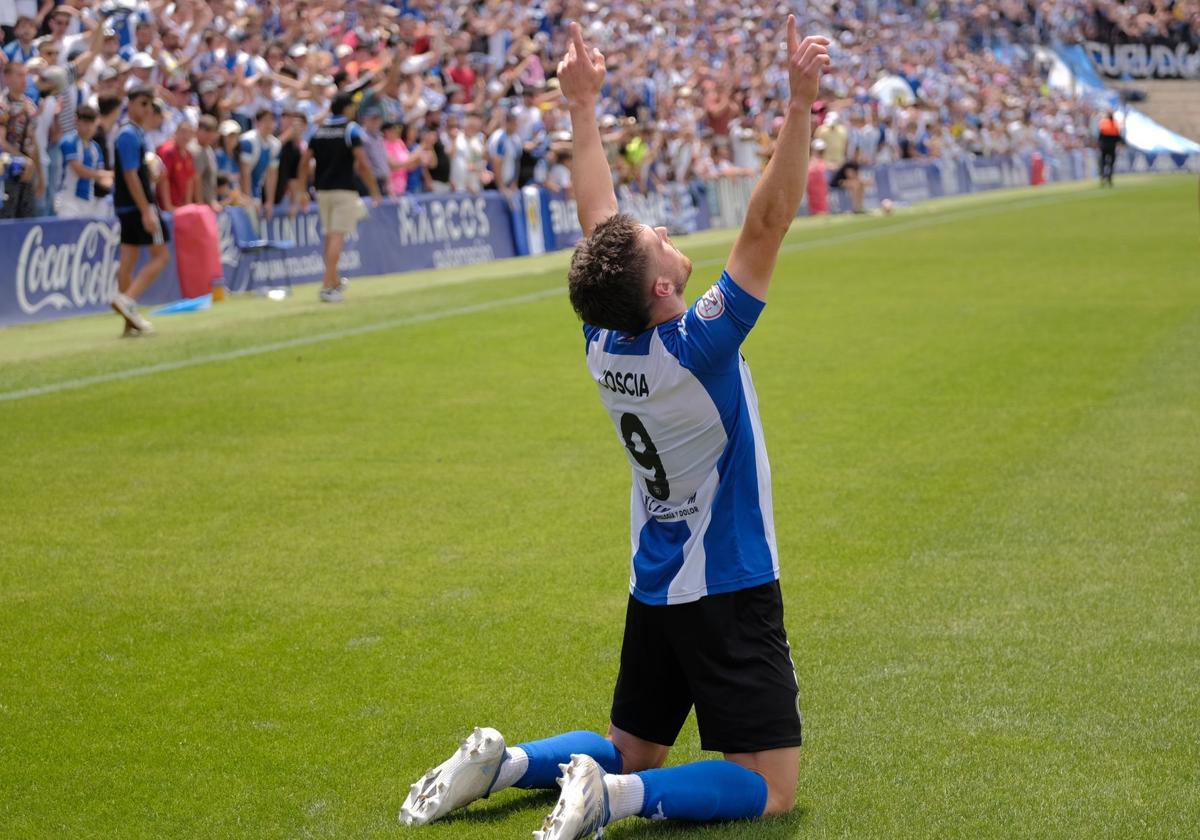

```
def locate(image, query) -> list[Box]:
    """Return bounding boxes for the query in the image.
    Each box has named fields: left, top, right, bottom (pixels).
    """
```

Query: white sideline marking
left=0, top=288, right=564, bottom=403
left=0, top=188, right=1101, bottom=404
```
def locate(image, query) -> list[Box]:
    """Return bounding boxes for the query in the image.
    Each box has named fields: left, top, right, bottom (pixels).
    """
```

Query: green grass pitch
left=1, top=175, right=1198, bottom=839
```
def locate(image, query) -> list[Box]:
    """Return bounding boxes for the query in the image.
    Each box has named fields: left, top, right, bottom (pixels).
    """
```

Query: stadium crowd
left=0, top=0, right=1182, bottom=221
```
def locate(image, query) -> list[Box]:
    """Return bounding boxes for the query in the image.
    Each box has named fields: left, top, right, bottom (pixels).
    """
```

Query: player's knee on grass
left=763, top=782, right=797, bottom=816
left=607, top=724, right=669, bottom=773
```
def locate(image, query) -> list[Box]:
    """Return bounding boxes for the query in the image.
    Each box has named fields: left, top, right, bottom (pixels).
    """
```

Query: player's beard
left=674, top=255, right=693, bottom=294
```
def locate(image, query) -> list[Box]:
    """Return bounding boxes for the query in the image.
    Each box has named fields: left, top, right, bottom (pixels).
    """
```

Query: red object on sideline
left=172, top=205, right=224, bottom=298
left=806, top=158, right=829, bottom=215
left=1030, top=153, right=1046, bottom=186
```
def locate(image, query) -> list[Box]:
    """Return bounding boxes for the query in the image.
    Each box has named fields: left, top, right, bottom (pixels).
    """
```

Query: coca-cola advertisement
left=0, top=218, right=182, bottom=326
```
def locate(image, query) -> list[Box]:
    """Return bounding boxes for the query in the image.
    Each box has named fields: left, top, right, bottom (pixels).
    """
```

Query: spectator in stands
left=239, top=109, right=280, bottom=218
left=547, top=142, right=573, bottom=189
left=3, top=15, right=38, bottom=64
left=446, top=50, right=478, bottom=105
left=448, top=112, right=488, bottom=193
left=33, top=63, right=66, bottom=216
left=814, top=111, right=849, bottom=170
left=216, top=172, right=251, bottom=209
left=0, top=60, right=38, bottom=218
left=156, top=120, right=196, bottom=211
left=191, top=114, right=220, bottom=211
left=55, top=104, right=110, bottom=218
left=488, top=110, right=522, bottom=197
left=405, top=122, right=429, bottom=194
left=126, top=52, right=157, bottom=92
left=274, top=110, right=307, bottom=213
left=92, top=93, right=122, bottom=200
left=359, top=107, right=392, bottom=197
left=421, top=121, right=452, bottom=193
left=215, top=120, right=241, bottom=180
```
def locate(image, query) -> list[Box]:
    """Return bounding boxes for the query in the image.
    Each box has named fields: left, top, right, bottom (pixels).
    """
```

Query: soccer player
left=300, top=91, right=380, bottom=303
left=400, top=18, right=830, bottom=840
left=111, top=85, right=170, bottom=337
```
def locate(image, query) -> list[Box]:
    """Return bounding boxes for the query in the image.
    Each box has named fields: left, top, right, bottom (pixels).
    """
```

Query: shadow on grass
left=439, top=792, right=810, bottom=838
left=612, top=806, right=810, bottom=839
left=436, top=789, right=559, bottom=824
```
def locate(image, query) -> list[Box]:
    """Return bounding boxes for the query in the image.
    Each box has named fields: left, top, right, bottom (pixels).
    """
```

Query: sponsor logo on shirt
left=645, top=492, right=699, bottom=521
left=696, top=285, right=725, bottom=320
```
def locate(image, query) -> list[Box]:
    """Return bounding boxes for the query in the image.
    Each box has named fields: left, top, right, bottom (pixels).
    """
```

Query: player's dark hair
left=568, top=214, right=652, bottom=335
left=255, top=108, right=273, bottom=122
left=127, top=84, right=155, bottom=102
left=330, top=91, right=356, bottom=116
left=75, top=104, right=97, bottom=122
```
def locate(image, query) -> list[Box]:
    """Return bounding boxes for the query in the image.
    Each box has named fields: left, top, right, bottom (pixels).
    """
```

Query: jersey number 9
left=620, top=412, right=670, bottom=502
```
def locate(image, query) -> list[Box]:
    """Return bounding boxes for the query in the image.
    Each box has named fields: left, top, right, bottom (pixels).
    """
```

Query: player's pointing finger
left=786, top=14, right=799, bottom=54
left=571, top=21, right=588, bottom=54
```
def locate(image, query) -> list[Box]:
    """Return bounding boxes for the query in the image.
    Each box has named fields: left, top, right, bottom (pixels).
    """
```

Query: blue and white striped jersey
left=585, top=271, right=778, bottom=606
left=238, top=130, right=280, bottom=200
left=59, top=132, right=103, bottom=201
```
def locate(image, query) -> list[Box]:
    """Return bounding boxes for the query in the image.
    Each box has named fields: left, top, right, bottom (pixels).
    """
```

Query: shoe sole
left=532, top=755, right=608, bottom=840
left=399, top=727, right=505, bottom=826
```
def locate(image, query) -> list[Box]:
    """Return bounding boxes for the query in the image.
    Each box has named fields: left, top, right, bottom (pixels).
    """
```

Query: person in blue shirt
left=55, top=105, right=112, bottom=218
left=215, top=120, right=242, bottom=178
left=2, top=16, right=38, bottom=64
left=110, top=85, right=170, bottom=338
left=238, top=108, right=281, bottom=219
left=401, top=20, right=831, bottom=840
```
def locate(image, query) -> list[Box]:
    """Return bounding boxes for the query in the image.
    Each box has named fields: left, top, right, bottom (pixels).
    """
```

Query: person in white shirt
left=449, top=113, right=487, bottom=193
left=487, top=110, right=522, bottom=195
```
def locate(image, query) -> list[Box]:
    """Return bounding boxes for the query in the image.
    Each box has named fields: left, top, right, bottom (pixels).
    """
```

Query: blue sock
left=513, top=731, right=623, bottom=789
left=636, top=761, right=768, bottom=821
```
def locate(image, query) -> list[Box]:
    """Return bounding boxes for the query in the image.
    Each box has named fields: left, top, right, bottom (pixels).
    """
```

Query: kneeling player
left=401, top=19, right=828, bottom=840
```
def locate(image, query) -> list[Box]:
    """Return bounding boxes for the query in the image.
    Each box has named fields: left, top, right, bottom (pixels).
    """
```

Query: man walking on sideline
left=400, top=18, right=830, bottom=840
left=301, top=91, right=380, bottom=303
left=111, top=86, right=170, bottom=337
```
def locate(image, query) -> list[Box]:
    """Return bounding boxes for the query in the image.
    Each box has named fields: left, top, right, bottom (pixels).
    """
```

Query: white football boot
left=399, top=726, right=506, bottom=826
left=532, top=754, right=611, bottom=840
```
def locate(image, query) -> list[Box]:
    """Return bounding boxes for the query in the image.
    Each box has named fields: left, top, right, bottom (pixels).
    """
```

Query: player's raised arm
left=726, top=17, right=830, bottom=301
left=558, top=22, right=617, bottom=236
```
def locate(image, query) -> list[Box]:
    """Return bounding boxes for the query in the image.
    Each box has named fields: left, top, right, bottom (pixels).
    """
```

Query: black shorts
left=118, top=208, right=170, bottom=246
left=610, top=580, right=803, bottom=754
left=830, top=162, right=859, bottom=188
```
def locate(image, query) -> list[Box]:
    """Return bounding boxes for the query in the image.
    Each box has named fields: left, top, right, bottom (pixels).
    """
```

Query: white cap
left=130, top=52, right=156, bottom=70
left=812, top=138, right=827, bottom=151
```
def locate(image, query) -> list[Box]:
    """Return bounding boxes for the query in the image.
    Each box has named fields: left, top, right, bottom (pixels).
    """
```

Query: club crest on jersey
left=696, top=285, right=725, bottom=320
left=600, top=369, right=650, bottom=397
